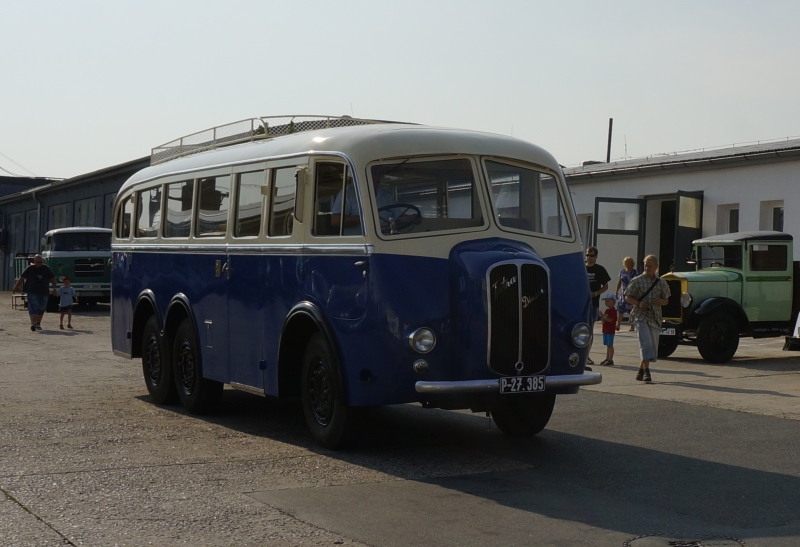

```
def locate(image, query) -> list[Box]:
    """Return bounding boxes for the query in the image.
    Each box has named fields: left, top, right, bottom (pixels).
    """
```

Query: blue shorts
left=27, top=292, right=49, bottom=316
left=602, top=333, right=615, bottom=346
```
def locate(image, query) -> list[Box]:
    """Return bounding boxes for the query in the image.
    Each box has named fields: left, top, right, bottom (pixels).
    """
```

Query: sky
left=2, top=0, right=799, bottom=179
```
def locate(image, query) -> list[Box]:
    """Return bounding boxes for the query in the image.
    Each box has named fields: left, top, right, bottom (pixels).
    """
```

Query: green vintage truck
left=658, top=231, right=800, bottom=363
left=42, top=227, right=112, bottom=307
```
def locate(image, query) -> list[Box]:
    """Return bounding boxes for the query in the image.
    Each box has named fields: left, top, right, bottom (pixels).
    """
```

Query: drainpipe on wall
left=32, top=189, right=43, bottom=252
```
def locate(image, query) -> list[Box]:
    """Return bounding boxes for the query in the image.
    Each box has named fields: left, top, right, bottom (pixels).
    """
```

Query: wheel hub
left=144, top=335, right=161, bottom=383
left=308, top=357, right=334, bottom=426
left=177, top=340, right=196, bottom=393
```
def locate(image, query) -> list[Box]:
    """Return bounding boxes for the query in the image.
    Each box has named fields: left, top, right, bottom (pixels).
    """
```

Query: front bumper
left=415, top=372, right=602, bottom=394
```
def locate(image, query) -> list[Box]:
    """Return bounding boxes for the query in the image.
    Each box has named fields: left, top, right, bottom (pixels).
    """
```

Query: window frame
left=481, top=156, right=576, bottom=242
left=366, top=154, right=489, bottom=241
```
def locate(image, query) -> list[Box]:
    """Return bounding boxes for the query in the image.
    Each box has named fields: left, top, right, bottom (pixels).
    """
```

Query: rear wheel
left=696, top=312, right=739, bottom=363
left=173, top=318, right=223, bottom=414
left=141, top=316, right=177, bottom=404
left=657, top=336, right=679, bottom=359
left=491, top=393, right=556, bottom=437
left=301, top=333, right=354, bottom=449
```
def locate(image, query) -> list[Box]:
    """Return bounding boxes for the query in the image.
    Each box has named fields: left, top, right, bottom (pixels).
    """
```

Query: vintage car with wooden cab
left=658, top=231, right=800, bottom=363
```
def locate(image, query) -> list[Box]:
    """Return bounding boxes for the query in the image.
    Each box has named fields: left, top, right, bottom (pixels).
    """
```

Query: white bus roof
left=122, top=123, right=561, bottom=193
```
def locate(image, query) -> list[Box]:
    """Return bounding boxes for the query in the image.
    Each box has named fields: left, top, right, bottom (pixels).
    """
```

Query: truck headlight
left=571, top=323, right=591, bottom=348
left=680, top=292, right=693, bottom=308
left=408, top=328, right=436, bottom=353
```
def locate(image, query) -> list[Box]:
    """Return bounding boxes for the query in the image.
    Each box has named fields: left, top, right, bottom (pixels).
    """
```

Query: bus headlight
left=571, top=323, right=591, bottom=348
left=680, top=292, right=693, bottom=308
left=409, top=328, right=436, bottom=353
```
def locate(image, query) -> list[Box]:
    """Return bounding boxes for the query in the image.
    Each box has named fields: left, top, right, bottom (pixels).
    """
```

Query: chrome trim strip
left=414, top=372, right=602, bottom=394
left=229, top=382, right=266, bottom=396
left=112, top=243, right=374, bottom=256
left=113, top=350, right=132, bottom=359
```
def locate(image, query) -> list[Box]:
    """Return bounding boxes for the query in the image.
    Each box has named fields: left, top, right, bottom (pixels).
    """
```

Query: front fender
left=688, top=297, right=750, bottom=332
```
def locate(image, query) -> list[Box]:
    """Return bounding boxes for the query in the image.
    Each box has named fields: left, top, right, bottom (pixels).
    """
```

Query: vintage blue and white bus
left=111, top=116, right=600, bottom=448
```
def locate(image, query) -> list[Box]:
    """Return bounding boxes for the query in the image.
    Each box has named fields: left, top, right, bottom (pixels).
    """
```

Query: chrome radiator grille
left=487, top=262, right=550, bottom=376
left=73, top=258, right=106, bottom=278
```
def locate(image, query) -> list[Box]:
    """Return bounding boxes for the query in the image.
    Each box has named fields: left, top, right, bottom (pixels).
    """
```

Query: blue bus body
left=111, top=118, right=600, bottom=447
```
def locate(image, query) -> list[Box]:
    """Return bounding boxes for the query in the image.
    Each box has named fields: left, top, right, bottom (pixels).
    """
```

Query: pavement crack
left=1, top=486, right=78, bottom=546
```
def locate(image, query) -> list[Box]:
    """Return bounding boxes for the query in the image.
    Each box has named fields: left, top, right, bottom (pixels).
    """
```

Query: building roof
left=694, top=231, right=793, bottom=244
left=564, top=137, right=800, bottom=182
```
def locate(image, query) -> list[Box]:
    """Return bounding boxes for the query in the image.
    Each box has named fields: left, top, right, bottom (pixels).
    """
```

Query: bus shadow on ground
left=150, top=389, right=800, bottom=541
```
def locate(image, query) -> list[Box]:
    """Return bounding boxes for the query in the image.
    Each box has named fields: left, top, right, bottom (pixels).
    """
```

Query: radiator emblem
left=522, top=288, right=544, bottom=308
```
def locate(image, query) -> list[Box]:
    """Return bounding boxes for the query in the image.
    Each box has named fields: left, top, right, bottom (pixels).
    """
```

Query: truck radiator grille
left=662, top=279, right=683, bottom=319
left=73, top=258, right=106, bottom=278
left=488, top=262, right=550, bottom=376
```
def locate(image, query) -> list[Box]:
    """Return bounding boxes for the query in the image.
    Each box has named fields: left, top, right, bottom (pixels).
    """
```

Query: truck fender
left=688, top=297, right=750, bottom=333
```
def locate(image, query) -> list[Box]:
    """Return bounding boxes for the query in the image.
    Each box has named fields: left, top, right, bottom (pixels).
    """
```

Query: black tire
left=173, top=318, right=223, bottom=414
left=301, top=333, right=353, bottom=449
left=657, top=336, right=679, bottom=359
left=696, top=312, right=739, bottom=364
left=141, top=316, right=178, bottom=405
left=491, top=393, right=557, bottom=437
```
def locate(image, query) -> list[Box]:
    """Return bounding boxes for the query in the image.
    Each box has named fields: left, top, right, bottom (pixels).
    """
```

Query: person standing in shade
left=12, top=254, right=58, bottom=332
left=625, top=255, right=671, bottom=383
left=585, top=246, right=610, bottom=366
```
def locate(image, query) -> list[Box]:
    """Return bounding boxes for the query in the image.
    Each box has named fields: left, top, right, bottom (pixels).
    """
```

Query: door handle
left=354, top=261, right=365, bottom=267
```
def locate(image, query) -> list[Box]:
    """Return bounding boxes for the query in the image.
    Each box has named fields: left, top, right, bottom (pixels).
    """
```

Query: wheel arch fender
left=163, top=294, right=197, bottom=352
left=278, top=301, right=345, bottom=403
left=132, top=290, right=161, bottom=358
left=688, top=297, right=750, bottom=333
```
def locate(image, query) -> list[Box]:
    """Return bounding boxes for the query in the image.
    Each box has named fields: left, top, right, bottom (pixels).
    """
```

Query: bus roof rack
left=151, top=115, right=403, bottom=165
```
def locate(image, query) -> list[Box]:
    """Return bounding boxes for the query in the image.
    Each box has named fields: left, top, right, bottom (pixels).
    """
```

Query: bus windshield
left=369, top=158, right=484, bottom=235
left=53, top=232, right=112, bottom=252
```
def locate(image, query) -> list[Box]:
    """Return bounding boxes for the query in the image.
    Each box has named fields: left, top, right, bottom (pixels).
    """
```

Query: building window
left=729, top=208, right=739, bottom=233
left=759, top=200, right=784, bottom=232
left=75, top=197, right=100, bottom=227
left=773, top=207, right=784, bottom=232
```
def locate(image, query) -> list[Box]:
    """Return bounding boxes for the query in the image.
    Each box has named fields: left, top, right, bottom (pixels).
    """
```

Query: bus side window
left=314, top=163, right=351, bottom=236
left=270, top=167, right=297, bottom=237
left=165, top=181, right=194, bottom=238
left=117, top=197, right=132, bottom=239
left=234, top=171, right=265, bottom=237
left=136, top=188, right=162, bottom=238
left=197, top=175, right=231, bottom=237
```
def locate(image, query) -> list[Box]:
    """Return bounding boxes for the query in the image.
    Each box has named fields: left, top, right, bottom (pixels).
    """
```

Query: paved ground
left=1, top=292, right=799, bottom=546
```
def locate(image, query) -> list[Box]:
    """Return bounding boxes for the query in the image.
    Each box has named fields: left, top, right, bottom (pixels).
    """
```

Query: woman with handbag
left=624, top=255, right=671, bottom=383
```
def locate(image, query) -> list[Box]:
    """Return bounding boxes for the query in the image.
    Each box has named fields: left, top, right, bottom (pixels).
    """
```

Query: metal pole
left=606, top=118, right=613, bottom=163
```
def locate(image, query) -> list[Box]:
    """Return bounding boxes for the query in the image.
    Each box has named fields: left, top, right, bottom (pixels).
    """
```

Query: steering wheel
left=377, top=203, right=422, bottom=234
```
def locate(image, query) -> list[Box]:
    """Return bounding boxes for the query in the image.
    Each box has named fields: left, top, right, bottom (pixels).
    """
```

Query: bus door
left=303, top=160, right=369, bottom=321
left=226, top=165, right=269, bottom=390
left=192, top=170, right=233, bottom=384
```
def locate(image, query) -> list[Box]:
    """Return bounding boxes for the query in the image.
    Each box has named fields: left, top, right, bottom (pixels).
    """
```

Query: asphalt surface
left=1, top=293, right=799, bottom=546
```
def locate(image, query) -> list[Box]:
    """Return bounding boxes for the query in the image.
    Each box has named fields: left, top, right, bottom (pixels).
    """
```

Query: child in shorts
left=57, top=277, right=78, bottom=330
left=600, top=293, right=618, bottom=366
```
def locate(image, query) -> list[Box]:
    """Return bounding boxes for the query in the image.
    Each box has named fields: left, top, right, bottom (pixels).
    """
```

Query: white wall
left=568, top=159, right=800, bottom=240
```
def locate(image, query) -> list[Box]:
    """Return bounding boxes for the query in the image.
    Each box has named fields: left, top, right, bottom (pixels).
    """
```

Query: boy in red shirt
left=600, top=293, right=618, bottom=366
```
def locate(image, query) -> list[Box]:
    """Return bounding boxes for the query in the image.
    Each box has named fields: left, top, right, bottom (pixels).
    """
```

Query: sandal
left=587, top=358, right=594, bottom=365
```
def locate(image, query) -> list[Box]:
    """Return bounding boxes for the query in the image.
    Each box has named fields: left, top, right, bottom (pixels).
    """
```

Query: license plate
left=661, top=328, right=676, bottom=336
left=500, top=375, right=545, bottom=394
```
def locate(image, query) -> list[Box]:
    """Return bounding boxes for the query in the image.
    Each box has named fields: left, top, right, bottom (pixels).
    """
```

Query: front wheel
left=172, top=318, right=223, bottom=414
left=141, top=315, right=177, bottom=404
left=301, top=333, right=354, bottom=449
left=491, top=393, right=557, bottom=437
left=696, top=312, right=739, bottom=363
